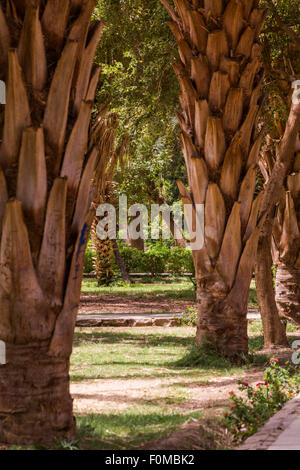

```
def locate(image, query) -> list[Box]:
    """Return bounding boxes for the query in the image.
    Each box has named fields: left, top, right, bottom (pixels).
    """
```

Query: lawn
left=81, top=276, right=196, bottom=301
left=69, top=278, right=280, bottom=450
left=70, top=322, right=287, bottom=450
left=81, top=276, right=259, bottom=309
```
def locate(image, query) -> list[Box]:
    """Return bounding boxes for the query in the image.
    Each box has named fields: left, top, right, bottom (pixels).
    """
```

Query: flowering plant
left=224, top=359, right=300, bottom=442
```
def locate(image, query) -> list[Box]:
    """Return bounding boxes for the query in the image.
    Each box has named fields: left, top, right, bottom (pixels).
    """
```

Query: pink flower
left=265, top=381, right=269, bottom=386
left=256, top=383, right=263, bottom=387
left=242, top=382, right=248, bottom=387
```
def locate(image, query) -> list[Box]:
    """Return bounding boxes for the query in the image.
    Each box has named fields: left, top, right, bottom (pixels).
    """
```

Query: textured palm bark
left=255, top=218, right=288, bottom=348
left=0, top=342, right=75, bottom=445
left=161, top=0, right=266, bottom=357
left=260, top=135, right=300, bottom=326
left=112, top=239, right=132, bottom=283
left=0, top=0, right=106, bottom=444
left=92, top=228, right=115, bottom=285
left=273, top=151, right=300, bottom=324
left=276, top=263, right=300, bottom=324
left=130, top=237, right=145, bottom=251
left=197, top=290, right=248, bottom=357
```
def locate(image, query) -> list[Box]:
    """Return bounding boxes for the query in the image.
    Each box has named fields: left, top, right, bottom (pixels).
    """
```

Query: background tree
left=94, top=0, right=188, bottom=231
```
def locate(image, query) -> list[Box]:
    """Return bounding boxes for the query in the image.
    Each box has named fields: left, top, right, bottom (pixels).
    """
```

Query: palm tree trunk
left=0, top=343, right=74, bottom=444
left=260, top=141, right=300, bottom=327
left=276, top=262, right=300, bottom=324
left=130, top=237, right=145, bottom=251
left=196, top=289, right=249, bottom=356
left=169, top=212, right=187, bottom=248
left=273, top=151, right=300, bottom=325
left=0, top=1, right=105, bottom=444
left=161, top=0, right=266, bottom=358
left=112, top=239, right=132, bottom=283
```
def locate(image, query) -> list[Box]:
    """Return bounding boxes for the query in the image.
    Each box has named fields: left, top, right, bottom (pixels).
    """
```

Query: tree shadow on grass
left=70, top=367, right=208, bottom=383
left=171, top=346, right=234, bottom=370
left=74, top=329, right=194, bottom=347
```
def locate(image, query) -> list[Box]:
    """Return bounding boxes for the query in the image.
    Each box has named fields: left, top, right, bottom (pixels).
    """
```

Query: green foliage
left=93, top=0, right=186, bottom=207
left=260, top=0, right=300, bottom=132
left=118, top=246, right=146, bottom=273
left=53, top=439, right=79, bottom=451
left=166, top=247, right=194, bottom=275
left=119, top=245, right=193, bottom=276
left=175, top=344, right=233, bottom=369
left=224, top=358, right=300, bottom=442
left=84, top=242, right=95, bottom=274
left=85, top=242, right=194, bottom=276
left=143, top=245, right=170, bottom=275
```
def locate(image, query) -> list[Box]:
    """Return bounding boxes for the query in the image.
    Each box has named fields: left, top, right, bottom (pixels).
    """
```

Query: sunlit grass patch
left=81, top=278, right=196, bottom=301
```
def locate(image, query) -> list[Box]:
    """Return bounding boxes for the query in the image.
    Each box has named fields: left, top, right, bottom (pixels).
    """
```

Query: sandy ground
left=71, top=370, right=263, bottom=414
left=71, top=369, right=264, bottom=449
left=79, top=295, right=196, bottom=314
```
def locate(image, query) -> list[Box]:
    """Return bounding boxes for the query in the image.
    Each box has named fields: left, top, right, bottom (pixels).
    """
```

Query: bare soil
left=71, top=370, right=263, bottom=415
left=79, top=295, right=196, bottom=315
left=71, top=369, right=264, bottom=450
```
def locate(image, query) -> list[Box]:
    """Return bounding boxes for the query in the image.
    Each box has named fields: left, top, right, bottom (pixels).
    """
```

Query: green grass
left=71, top=326, right=262, bottom=449
left=76, top=410, right=203, bottom=450
left=81, top=277, right=260, bottom=307
left=81, top=277, right=196, bottom=301
left=71, top=327, right=244, bottom=382
left=248, top=319, right=300, bottom=359
left=249, top=279, right=258, bottom=308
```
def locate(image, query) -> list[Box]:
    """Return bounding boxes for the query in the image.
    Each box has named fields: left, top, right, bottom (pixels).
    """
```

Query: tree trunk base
left=0, top=342, right=75, bottom=446
left=196, top=291, right=248, bottom=360
left=276, top=263, right=300, bottom=325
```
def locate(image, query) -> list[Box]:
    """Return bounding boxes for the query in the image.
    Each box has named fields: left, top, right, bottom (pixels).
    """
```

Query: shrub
left=177, top=306, right=198, bottom=326
left=119, top=246, right=146, bottom=273
left=166, top=247, right=194, bottom=275
left=224, top=358, right=300, bottom=443
left=143, top=245, right=169, bottom=275
left=84, top=243, right=95, bottom=273
left=118, top=244, right=194, bottom=276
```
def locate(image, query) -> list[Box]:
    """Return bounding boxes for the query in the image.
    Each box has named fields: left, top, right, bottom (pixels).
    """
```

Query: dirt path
left=71, top=370, right=263, bottom=414
left=71, top=369, right=263, bottom=449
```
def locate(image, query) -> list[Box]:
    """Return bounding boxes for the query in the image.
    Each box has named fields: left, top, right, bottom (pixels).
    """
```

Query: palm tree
left=0, top=0, right=105, bottom=444
left=90, top=113, right=129, bottom=286
left=255, top=1, right=300, bottom=340
left=160, top=0, right=266, bottom=357
left=261, top=141, right=300, bottom=325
